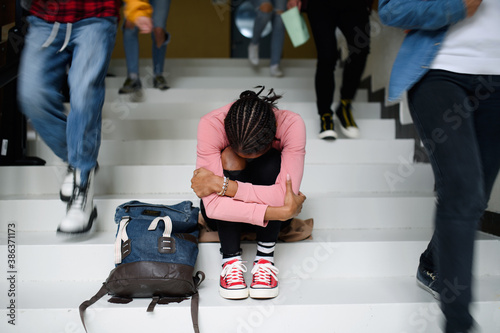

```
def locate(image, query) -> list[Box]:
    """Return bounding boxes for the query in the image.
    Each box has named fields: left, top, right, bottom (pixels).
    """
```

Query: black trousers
left=200, top=148, right=289, bottom=257
left=307, top=0, right=371, bottom=116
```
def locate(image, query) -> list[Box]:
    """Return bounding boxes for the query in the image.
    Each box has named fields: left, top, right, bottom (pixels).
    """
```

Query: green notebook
left=281, top=6, right=310, bottom=47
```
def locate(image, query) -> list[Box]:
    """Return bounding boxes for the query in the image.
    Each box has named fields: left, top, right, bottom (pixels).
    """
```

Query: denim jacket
left=378, top=0, right=467, bottom=101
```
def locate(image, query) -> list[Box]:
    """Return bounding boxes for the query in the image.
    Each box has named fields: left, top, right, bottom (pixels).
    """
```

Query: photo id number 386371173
left=6, top=223, right=17, bottom=326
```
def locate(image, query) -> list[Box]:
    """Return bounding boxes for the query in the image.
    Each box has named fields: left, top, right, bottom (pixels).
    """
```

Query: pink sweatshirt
left=196, top=103, right=306, bottom=227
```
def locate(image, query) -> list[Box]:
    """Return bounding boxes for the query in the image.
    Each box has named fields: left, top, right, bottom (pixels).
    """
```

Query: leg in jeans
left=66, top=17, right=117, bottom=185
left=18, top=16, right=72, bottom=163
left=251, top=0, right=285, bottom=66
left=150, top=0, right=171, bottom=76
left=122, top=19, right=140, bottom=77
left=408, top=70, right=500, bottom=333
left=269, top=0, right=286, bottom=67
left=251, top=0, right=272, bottom=46
left=307, top=1, right=338, bottom=117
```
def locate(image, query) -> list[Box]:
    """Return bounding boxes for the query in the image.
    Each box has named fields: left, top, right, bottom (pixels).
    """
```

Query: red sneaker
left=219, top=259, right=248, bottom=299
left=249, top=259, right=279, bottom=299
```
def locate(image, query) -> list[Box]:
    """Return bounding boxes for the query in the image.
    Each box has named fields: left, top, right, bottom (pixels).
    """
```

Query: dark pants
left=307, top=0, right=370, bottom=116
left=408, top=70, right=500, bottom=333
left=200, top=148, right=288, bottom=257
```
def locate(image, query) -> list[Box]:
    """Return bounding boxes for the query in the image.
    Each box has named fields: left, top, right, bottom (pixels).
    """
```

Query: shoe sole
left=318, top=130, right=338, bottom=140
left=416, top=279, right=440, bottom=300
left=219, top=286, right=249, bottom=300
left=249, top=286, right=279, bottom=299
left=334, top=115, right=360, bottom=139
left=129, top=90, right=144, bottom=102
left=60, top=192, right=71, bottom=202
left=57, top=207, right=97, bottom=235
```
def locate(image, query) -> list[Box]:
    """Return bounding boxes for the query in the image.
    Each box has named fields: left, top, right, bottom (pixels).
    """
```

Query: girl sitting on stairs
left=191, top=87, right=306, bottom=300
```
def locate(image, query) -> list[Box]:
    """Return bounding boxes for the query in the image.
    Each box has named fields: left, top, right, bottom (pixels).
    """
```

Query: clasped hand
left=191, top=168, right=306, bottom=221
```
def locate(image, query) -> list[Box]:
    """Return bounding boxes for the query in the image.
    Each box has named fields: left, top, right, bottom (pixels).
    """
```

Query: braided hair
left=224, top=87, right=281, bottom=156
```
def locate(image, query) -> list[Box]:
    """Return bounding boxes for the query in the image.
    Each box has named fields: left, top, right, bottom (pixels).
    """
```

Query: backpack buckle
left=158, top=237, right=176, bottom=254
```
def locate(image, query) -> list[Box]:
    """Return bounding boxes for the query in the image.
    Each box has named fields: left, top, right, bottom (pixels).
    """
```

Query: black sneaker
left=153, top=75, right=169, bottom=90
left=119, top=77, right=142, bottom=94
left=335, top=100, right=360, bottom=139
left=318, top=113, right=337, bottom=140
left=416, top=264, right=440, bottom=300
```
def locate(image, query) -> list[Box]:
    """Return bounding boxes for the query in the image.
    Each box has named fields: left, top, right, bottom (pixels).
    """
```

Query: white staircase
left=1, top=58, right=499, bottom=333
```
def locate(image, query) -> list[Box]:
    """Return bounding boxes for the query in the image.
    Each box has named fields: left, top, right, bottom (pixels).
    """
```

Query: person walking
left=17, top=0, right=153, bottom=235
left=379, top=0, right=500, bottom=331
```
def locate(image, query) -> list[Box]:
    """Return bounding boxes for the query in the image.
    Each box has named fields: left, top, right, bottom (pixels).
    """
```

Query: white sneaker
left=59, top=166, right=75, bottom=202
left=269, top=64, right=283, bottom=78
left=57, top=168, right=97, bottom=234
left=248, top=43, right=259, bottom=66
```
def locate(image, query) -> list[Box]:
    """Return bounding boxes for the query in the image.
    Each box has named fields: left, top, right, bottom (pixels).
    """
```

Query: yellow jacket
left=124, top=0, right=153, bottom=23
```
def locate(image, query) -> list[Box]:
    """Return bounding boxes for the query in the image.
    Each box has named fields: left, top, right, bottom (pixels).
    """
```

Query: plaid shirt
left=30, top=0, right=121, bottom=23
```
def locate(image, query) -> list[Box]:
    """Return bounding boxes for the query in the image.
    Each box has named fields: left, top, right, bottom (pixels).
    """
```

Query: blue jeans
left=18, top=16, right=117, bottom=186
left=251, top=0, right=286, bottom=66
left=408, top=70, right=500, bottom=333
left=123, top=0, right=171, bottom=76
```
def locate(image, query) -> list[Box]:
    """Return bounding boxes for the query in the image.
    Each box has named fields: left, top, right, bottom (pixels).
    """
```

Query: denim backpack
left=79, top=200, right=205, bottom=333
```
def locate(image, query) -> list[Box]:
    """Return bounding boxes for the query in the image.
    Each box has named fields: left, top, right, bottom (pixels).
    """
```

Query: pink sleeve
left=197, top=105, right=269, bottom=226
left=233, top=111, right=306, bottom=206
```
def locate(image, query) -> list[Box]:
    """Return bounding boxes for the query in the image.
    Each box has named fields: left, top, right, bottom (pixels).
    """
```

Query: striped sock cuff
left=255, top=241, right=276, bottom=262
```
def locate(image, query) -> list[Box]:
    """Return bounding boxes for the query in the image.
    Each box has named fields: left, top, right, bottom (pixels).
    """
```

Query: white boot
left=58, top=168, right=97, bottom=234
left=269, top=64, right=283, bottom=78
left=248, top=43, right=259, bottom=66
left=59, top=166, right=75, bottom=202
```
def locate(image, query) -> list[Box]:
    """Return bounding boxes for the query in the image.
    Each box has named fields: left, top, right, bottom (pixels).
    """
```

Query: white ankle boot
left=270, top=64, right=283, bottom=78
left=248, top=43, right=259, bottom=66
left=59, top=166, right=75, bottom=202
left=58, top=168, right=97, bottom=234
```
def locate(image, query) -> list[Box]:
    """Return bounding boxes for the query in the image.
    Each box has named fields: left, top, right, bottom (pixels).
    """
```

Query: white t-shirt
left=431, top=0, right=500, bottom=74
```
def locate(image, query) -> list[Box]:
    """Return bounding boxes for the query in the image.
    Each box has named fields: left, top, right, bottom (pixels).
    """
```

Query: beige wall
left=111, top=1, right=316, bottom=59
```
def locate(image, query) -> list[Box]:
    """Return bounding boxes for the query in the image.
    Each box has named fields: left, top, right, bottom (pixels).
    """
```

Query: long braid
left=225, top=87, right=280, bottom=155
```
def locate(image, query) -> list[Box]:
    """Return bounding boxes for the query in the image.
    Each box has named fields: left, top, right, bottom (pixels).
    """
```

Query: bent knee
left=124, top=19, right=135, bottom=30
left=153, top=27, right=164, bottom=36
left=259, top=2, right=274, bottom=13
left=221, top=147, right=247, bottom=171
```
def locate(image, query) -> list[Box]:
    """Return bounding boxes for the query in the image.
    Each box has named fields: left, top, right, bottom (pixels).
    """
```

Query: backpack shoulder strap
left=79, top=283, right=109, bottom=333
left=191, top=271, right=205, bottom=333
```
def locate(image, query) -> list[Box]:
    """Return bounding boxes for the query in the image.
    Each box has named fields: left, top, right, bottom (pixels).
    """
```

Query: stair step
left=2, top=230, right=498, bottom=282
left=100, top=101, right=382, bottom=120
left=52, top=118, right=393, bottom=140
left=4, top=54, right=497, bottom=332
left=108, top=58, right=318, bottom=77
left=27, top=139, right=415, bottom=166
left=0, top=193, right=435, bottom=232
left=0, top=164, right=434, bottom=197
left=1, top=276, right=499, bottom=333
left=104, top=87, right=371, bottom=105
left=107, top=75, right=319, bottom=90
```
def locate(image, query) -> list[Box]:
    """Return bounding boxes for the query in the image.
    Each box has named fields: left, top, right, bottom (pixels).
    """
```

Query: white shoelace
left=221, top=260, right=247, bottom=285
left=251, top=262, right=279, bottom=284
left=68, top=187, right=87, bottom=212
